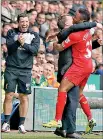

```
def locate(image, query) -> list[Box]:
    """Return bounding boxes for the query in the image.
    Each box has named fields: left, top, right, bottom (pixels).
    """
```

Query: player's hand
left=46, top=32, right=59, bottom=42
left=96, top=23, right=103, bottom=30
left=18, top=34, right=25, bottom=46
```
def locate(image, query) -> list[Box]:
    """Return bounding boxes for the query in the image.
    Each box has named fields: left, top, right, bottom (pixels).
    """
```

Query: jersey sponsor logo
left=65, top=37, right=70, bottom=43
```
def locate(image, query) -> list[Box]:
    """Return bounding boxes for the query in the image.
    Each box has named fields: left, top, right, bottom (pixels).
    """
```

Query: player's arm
left=53, top=33, right=78, bottom=51
left=57, top=22, right=102, bottom=44
left=53, top=42, right=64, bottom=51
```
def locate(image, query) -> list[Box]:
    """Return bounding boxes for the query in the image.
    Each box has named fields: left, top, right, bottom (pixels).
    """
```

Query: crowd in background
left=1, top=0, right=103, bottom=90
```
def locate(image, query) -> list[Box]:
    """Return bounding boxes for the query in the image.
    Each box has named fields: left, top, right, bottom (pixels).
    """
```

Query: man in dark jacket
left=2, top=13, right=40, bottom=133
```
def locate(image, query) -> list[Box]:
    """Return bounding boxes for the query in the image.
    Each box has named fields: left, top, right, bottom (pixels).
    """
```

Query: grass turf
left=1, top=131, right=103, bottom=139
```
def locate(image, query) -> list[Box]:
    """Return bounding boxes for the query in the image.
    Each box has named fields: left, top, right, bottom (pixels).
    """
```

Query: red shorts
left=63, top=64, right=91, bottom=87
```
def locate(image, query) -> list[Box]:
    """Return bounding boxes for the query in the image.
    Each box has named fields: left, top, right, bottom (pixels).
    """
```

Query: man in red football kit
left=42, top=8, right=98, bottom=129
left=62, top=29, right=93, bottom=86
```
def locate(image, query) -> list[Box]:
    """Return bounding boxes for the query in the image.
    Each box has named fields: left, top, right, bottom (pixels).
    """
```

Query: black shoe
left=54, top=127, right=67, bottom=137
left=66, top=133, right=83, bottom=139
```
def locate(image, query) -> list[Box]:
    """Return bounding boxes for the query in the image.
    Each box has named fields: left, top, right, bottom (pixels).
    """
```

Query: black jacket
left=6, top=28, right=40, bottom=71
left=57, top=22, right=100, bottom=82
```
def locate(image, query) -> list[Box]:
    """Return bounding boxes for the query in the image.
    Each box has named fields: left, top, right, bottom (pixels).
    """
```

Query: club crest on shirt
left=26, top=83, right=30, bottom=91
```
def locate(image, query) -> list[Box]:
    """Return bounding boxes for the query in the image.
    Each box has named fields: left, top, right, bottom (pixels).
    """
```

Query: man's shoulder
left=70, top=31, right=82, bottom=37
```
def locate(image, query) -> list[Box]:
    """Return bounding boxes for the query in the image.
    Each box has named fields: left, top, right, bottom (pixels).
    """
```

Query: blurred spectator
left=36, top=51, right=46, bottom=66
left=2, top=23, right=12, bottom=37
left=35, top=13, right=46, bottom=28
left=1, top=23, right=12, bottom=59
left=73, top=0, right=82, bottom=5
left=39, top=65, right=44, bottom=76
left=45, top=63, right=59, bottom=88
left=10, top=21, right=18, bottom=28
left=35, top=2, right=42, bottom=13
left=1, top=0, right=12, bottom=22
left=92, top=59, right=97, bottom=73
left=16, top=1, right=27, bottom=15
left=45, top=53, right=54, bottom=64
left=32, top=64, right=44, bottom=86
left=9, top=1, right=17, bottom=9
left=42, top=1, right=49, bottom=14
left=93, top=11, right=102, bottom=23
left=8, top=1, right=18, bottom=21
left=64, top=2, right=73, bottom=15
left=26, top=1, right=35, bottom=12
left=27, top=9, right=37, bottom=27
left=97, top=0, right=103, bottom=11
left=32, top=65, right=40, bottom=86
left=33, top=63, right=59, bottom=87
left=45, top=18, right=59, bottom=54
left=38, top=45, right=46, bottom=53
left=96, top=54, right=103, bottom=64
left=31, top=26, right=39, bottom=33
left=92, top=1, right=99, bottom=13
left=53, top=2, right=60, bottom=17
left=48, top=2, right=56, bottom=17
left=95, top=64, right=103, bottom=75
left=83, top=0, right=92, bottom=15
left=39, top=15, right=53, bottom=39
left=58, top=3, right=65, bottom=16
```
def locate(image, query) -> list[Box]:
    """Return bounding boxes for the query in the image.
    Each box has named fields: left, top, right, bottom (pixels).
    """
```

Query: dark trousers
left=62, top=86, right=79, bottom=134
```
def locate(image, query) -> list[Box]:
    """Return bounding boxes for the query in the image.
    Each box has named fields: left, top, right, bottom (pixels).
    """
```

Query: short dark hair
left=17, top=13, right=28, bottom=22
left=27, top=9, right=37, bottom=14
left=78, top=8, right=90, bottom=22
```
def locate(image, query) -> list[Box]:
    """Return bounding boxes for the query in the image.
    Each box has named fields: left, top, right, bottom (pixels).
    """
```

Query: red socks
left=55, top=92, right=92, bottom=121
left=55, top=92, right=67, bottom=121
left=79, top=94, right=92, bottom=120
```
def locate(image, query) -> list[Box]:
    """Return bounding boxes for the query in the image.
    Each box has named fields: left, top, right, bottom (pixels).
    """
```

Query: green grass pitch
left=1, top=131, right=103, bottom=139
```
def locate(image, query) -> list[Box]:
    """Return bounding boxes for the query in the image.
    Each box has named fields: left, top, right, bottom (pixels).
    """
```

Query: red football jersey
left=62, top=29, right=93, bottom=72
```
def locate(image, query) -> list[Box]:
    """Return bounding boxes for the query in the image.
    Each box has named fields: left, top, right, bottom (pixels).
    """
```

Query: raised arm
left=57, top=22, right=97, bottom=44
